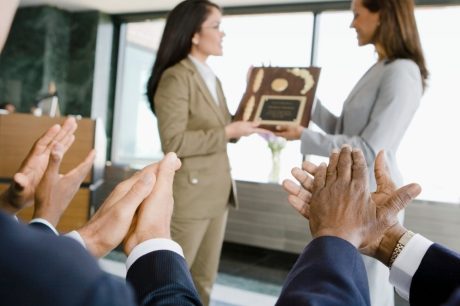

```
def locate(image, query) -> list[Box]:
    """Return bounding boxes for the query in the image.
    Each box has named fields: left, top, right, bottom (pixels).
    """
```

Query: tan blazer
left=154, top=58, right=236, bottom=219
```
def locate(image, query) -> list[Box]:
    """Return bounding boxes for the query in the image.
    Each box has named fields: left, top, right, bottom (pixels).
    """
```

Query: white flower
left=259, top=133, right=286, bottom=153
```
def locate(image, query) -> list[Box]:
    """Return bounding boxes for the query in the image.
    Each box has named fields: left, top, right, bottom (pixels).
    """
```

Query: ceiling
left=19, top=0, right=339, bottom=14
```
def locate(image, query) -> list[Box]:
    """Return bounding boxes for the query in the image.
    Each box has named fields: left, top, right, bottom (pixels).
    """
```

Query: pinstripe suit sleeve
left=126, top=250, right=202, bottom=306
left=410, top=243, right=460, bottom=306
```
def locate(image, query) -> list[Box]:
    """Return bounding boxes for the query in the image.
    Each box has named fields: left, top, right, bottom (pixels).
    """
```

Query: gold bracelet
left=389, top=230, right=415, bottom=268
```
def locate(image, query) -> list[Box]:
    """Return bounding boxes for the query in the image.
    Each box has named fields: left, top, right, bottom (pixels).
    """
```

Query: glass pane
left=397, top=7, right=460, bottom=203
left=312, top=11, right=377, bottom=166
left=315, top=11, right=377, bottom=115
left=112, top=20, right=165, bottom=167
left=208, top=12, right=314, bottom=183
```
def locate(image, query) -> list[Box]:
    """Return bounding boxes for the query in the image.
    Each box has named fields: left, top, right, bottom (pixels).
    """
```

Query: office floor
left=210, top=242, right=297, bottom=306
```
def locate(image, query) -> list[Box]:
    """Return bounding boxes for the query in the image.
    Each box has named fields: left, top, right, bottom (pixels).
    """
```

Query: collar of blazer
left=344, top=61, right=383, bottom=105
left=180, top=58, right=227, bottom=125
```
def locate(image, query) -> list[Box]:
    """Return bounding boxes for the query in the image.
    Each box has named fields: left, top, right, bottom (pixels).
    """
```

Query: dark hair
left=363, top=0, right=429, bottom=89
left=146, top=0, right=221, bottom=113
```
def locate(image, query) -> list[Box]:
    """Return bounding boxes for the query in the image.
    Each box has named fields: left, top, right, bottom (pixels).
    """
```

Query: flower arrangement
left=260, top=133, right=287, bottom=154
left=259, top=133, right=287, bottom=183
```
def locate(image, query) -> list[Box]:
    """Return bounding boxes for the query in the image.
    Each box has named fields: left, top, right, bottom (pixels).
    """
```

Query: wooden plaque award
left=233, top=66, right=321, bottom=131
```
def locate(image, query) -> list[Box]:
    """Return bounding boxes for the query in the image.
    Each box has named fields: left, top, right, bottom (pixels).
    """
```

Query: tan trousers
left=171, top=209, right=228, bottom=306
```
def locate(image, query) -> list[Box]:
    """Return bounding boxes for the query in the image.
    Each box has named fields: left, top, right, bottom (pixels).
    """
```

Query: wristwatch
left=389, top=230, right=415, bottom=268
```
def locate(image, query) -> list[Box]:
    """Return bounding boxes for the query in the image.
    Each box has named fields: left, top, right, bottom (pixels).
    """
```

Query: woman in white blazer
left=275, top=0, right=428, bottom=305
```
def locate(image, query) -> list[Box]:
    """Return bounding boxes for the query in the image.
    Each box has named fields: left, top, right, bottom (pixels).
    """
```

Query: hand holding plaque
left=233, top=66, right=321, bottom=131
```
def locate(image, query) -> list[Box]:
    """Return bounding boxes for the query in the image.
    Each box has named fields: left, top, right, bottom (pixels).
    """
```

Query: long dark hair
left=146, top=0, right=221, bottom=113
left=363, top=0, right=429, bottom=89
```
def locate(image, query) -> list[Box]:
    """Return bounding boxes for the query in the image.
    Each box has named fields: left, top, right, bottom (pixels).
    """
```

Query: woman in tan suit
left=146, top=1, right=268, bottom=304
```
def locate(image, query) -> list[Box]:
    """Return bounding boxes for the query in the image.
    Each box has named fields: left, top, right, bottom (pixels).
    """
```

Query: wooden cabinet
left=0, top=113, right=106, bottom=233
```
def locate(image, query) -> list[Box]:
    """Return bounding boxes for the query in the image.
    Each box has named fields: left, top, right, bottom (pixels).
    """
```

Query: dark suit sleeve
left=276, top=236, right=370, bottom=306
left=0, top=212, right=137, bottom=306
left=444, top=288, right=460, bottom=306
left=126, top=250, right=202, bottom=306
left=29, top=220, right=57, bottom=234
left=410, top=243, right=460, bottom=306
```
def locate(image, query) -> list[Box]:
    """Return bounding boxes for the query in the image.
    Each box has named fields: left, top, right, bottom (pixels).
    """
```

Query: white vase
left=268, top=149, right=281, bottom=183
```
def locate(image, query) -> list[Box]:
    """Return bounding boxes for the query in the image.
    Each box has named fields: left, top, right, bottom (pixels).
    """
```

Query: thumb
left=66, top=149, right=96, bottom=183
left=154, top=152, right=181, bottom=194
left=374, top=150, right=396, bottom=192
left=385, top=183, right=421, bottom=216
left=45, top=142, right=65, bottom=181
left=12, top=173, right=28, bottom=193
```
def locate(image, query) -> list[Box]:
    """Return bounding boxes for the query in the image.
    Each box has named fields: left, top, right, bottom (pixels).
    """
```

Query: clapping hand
left=0, top=117, right=77, bottom=215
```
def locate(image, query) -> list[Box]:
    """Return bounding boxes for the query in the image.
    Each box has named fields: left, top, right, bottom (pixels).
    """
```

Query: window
left=208, top=12, right=314, bottom=183
left=397, top=7, right=460, bottom=203
left=312, top=10, right=376, bottom=166
left=111, top=20, right=165, bottom=167
left=112, top=4, right=460, bottom=203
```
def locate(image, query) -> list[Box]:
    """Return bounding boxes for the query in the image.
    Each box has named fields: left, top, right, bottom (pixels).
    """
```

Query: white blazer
left=301, top=59, right=423, bottom=188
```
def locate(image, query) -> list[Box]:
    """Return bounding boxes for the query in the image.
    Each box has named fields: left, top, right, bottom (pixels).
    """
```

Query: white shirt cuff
left=65, top=230, right=87, bottom=249
left=311, top=97, right=318, bottom=114
left=126, top=238, right=184, bottom=270
left=29, top=218, right=59, bottom=235
left=389, top=234, right=433, bottom=301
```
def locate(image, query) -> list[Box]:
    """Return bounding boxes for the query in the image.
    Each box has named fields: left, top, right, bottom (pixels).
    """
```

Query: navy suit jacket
left=0, top=212, right=202, bottom=306
left=276, top=236, right=370, bottom=306
left=276, top=236, right=460, bottom=306
left=410, top=243, right=460, bottom=306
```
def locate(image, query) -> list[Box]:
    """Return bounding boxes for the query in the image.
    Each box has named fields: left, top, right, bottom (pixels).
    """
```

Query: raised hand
left=282, top=158, right=320, bottom=219
left=307, top=146, right=372, bottom=247
left=123, top=152, right=181, bottom=255
left=0, top=117, right=77, bottom=214
left=33, top=142, right=95, bottom=227
left=360, top=150, right=422, bottom=264
left=306, top=147, right=421, bottom=256
left=77, top=162, right=160, bottom=257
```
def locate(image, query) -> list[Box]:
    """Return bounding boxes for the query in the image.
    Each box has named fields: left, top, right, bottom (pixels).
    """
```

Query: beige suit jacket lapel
left=183, top=59, right=226, bottom=125
left=216, top=78, right=231, bottom=124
